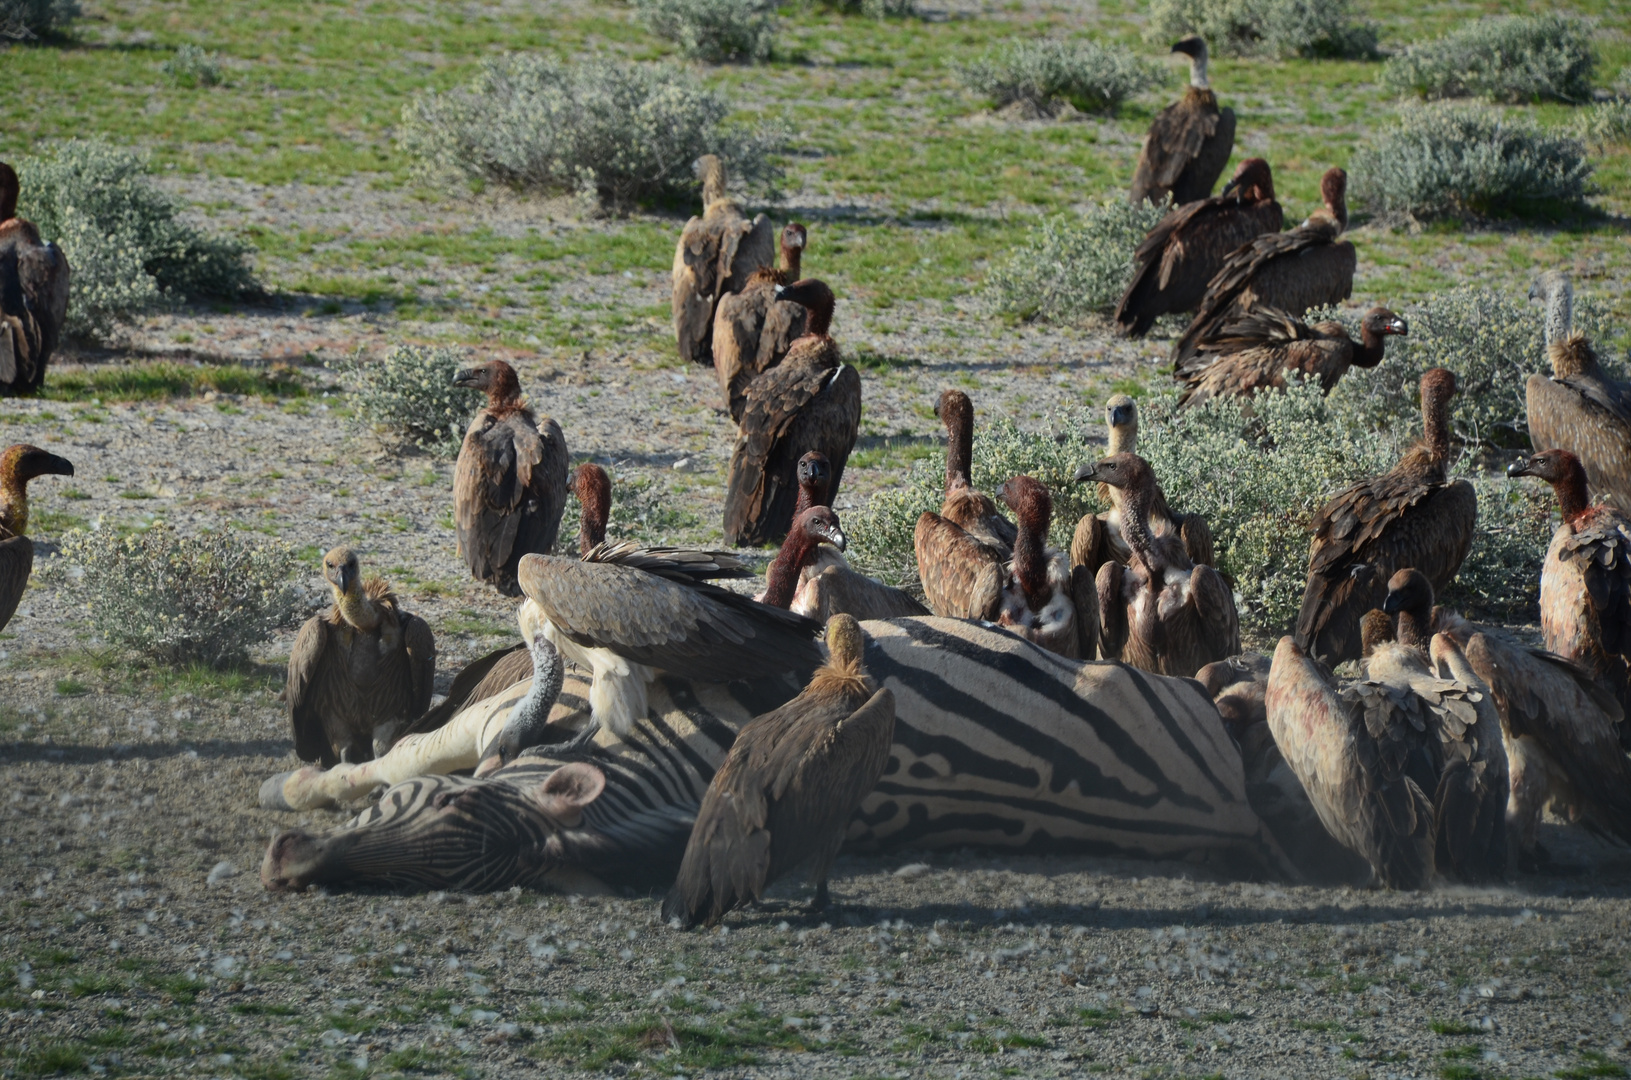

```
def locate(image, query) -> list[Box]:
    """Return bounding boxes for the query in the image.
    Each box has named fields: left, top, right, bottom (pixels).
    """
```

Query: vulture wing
left=673, top=214, right=724, bottom=364
left=1526, top=373, right=1631, bottom=509
left=286, top=615, right=339, bottom=766
left=1130, top=90, right=1223, bottom=205
left=713, top=283, right=770, bottom=422
left=1561, top=513, right=1631, bottom=657
left=400, top=611, right=438, bottom=720
left=1186, top=564, right=1241, bottom=669
left=0, top=533, right=33, bottom=634
left=1177, top=107, right=1236, bottom=205
left=941, top=485, right=1017, bottom=560
left=1117, top=194, right=1283, bottom=338
left=913, top=512, right=1004, bottom=620
left=394, top=642, right=531, bottom=743
left=1070, top=564, right=1100, bottom=660
left=1178, top=512, right=1215, bottom=570
left=801, top=564, right=929, bottom=623
left=1070, top=513, right=1111, bottom=577
left=1095, top=559, right=1130, bottom=661
left=662, top=721, right=777, bottom=927
left=720, top=214, right=775, bottom=298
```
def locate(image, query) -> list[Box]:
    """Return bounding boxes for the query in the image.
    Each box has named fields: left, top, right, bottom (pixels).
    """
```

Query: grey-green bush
left=54, top=522, right=300, bottom=668
left=1583, top=100, right=1631, bottom=149
left=819, top=0, right=916, bottom=16
left=399, top=55, right=785, bottom=210
left=633, top=0, right=776, bottom=63
left=162, top=43, right=223, bottom=88
left=955, top=38, right=1166, bottom=117
left=983, top=199, right=1168, bottom=321
left=1146, top=0, right=1377, bottom=59
left=15, top=140, right=257, bottom=339
left=342, top=345, right=480, bottom=458
left=1349, top=104, right=1592, bottom=220
left=0, top=0, right=78, bottom=38
left=1380, top=15, right=1595, bottom=104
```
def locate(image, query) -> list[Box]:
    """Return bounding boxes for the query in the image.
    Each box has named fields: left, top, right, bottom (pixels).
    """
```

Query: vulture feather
left=713, top=222, right=810, bottom=422
left=0, top=163, right=70, bottom=397
left=1129, top=37, right=1236, bottom=208
left=1178, top=306, right=1407, bottom=407
left=672, top=155, right=775, bottom=365
left=994, top=475, right=1096, bottom=660
left=0, top=443, right=73, bottom=634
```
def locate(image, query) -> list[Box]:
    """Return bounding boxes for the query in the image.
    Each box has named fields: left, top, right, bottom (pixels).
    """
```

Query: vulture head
left=0, top=444, right=74, bottom=536
left=320, top=546, right=362, bottom=599
left=996, top=474, right=1052, bottom=536
left=1381, top=568, right=1435, bottom=648
left=1318, top=167, right=1348, bottom=230
left=1419, top=366, right=1456, bottom=412
left=0, top=162, right=17, bottom=223
left=693, top=154, right=728, bottom=205
left=1220, top=158, right=1275, bottom=204
left=796, top=451, right=832, bottom=510
left=1509, top=448, right=1592, bottom=523
left=1073, top=451, right=1152, bottom=494
left=762, top=506, right=847, bottom=609
left=781, top=222, right=808, bottom=277
left=1353, top=308, right=1408, bottom=367
left=792, top=505, right=847, bottom=554
left=453, top=359, right=524, bottom=412
left=569, top=464, right=612, bottom=555
left=478, top=630, right=569, bottom=773
left=1103, top=394, right=1138, bottom=455
left=1169, top=35, right=1210, bottom=88
left=774, top=279, right=836, bottom=337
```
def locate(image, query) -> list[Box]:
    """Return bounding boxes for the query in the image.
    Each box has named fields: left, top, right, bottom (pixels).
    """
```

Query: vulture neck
left=1543, top=283, right=1573, bottom=349
left=763, top=529, right=820, bottom=609
left=503, top=640, right=564, bottom=750
left=0, top=471, right=28, bottom=537
left=780, top=240, right=803, bottom=284
left=700, top=162, right=727, bottom=207
left=1353, top=324, right=1389, bottom=368
left=1118, top=482, right=1162, bottom=574
left=944, top=413, right=973, bottom=490
left=577, top=492, right=609, bottom=557
left=1549, top=334, right=1600, bottom=381
left=1420, top=392, right=1451, bottom=465
left=1011, top=508, right=1051, bottom=613
left=334, top=584, right=383, bottom=632
left=1550, top=468, right=1592, bottom=526
left=793, top=476, right=831, bottom=519
left=1107, top=422, right=1136, bottom=457
left=1187, top=53, right=1210, bottom=90
left=802, top=295, right=835, bottom=338
left=1394, top=603, right=1433, bottom=652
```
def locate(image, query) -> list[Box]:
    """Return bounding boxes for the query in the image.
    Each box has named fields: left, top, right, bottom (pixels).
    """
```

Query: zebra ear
left=534, top=762, right=606, bottom=825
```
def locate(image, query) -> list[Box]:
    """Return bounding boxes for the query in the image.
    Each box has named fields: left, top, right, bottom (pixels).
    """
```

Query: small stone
left=206, top=861, right=236, bottom=885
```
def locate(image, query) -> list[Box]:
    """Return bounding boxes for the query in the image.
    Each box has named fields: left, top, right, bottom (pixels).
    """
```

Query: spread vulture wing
left=394, top=642, right=531, bottom=743
left=0, top=533, right=33, bottom=634
left=400, top=612, right=438, bottom=720
left=913, top=512, right=1004, bottom=620
left=285, top=616, right=338, bottom=765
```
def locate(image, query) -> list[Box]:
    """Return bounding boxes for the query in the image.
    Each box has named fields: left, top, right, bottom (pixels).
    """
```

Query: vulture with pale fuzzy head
left=0, top=162, right=71, bottom=397
left=1129, top=37, right=1236, bottom=208
left=713, top=222, right=810, bottom=421
left=672, top=155, right=775, bottom=366
left=1178, top=306, right=1408, bottom=407
left=0, top=443, right=73, bottom=634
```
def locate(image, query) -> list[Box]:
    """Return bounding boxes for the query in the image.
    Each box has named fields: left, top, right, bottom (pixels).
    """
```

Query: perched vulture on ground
left=723, top=279, right=861, bottom=546
left=452, top=358, right=570, bottom=596
left=0, top=443, right=73, bottom=634
left=1524, top=270, right=1631, bottom=511
left=662, top=614, right=895, bottom=928
left=1115, top=157, right=1282, bottom=338
left=1129, top=37, right=1236, bottom=209
left=713, top=222, right=810, bottom=422
left=0, top=162, right=71, bottom=397
left=994, top=475, right=1097, bottom=660
left=1177, top=306, right=1408, bottom=407
left=1172, top=167, right=1358, bottom=367
left=286, top=547, right=437, bottom=767
left=912, top=390, right=1014, bottom=620
left=1293, top=368, right=1476, bottom=667
left=672, top=155, right=775, bottom=366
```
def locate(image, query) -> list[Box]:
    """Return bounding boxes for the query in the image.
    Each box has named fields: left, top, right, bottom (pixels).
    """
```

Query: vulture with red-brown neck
left=0, top=162, right=71, bottom=397
left=1172, top=167, right=1358, bottom=367
left=1524, top=271, right=1631, bottom=512
left=1178, top=306, right=1408, bottom=407
left=723, top=279, right=861, bottom=546
left=0, top=443, right=73, bottom=634
left=913, top=391, right=1014, bottom=620
left=672, top=155, right=775, bottom=366
left=1293, top=368, right=1476, bottom=667
left=1080, top=453, right=1238, bottom=677
left=993, top=475, right=1097, bottom=660
left=1115, top=157, right=1282, bottom=338
left=452, top=359, right=570, bottom=596
left=713, top=222, right=810, bottom=422
left=1130, top=37, right=1236, bottom=208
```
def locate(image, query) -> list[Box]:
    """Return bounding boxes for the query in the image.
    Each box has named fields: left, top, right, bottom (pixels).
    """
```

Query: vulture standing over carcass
left=672, top=154, right=775, bottom=366
left=1172, top=167, right=1358, bottom=366
left=1081, top=453, right=1238, bottom=677
left=1294, top=368, right=1476, bottom=666
left=1177, top=306, right=1408, bottom=407
left=912, top=390, right=1016, bottom=620
left=993, top=475, right=1097, bottom=660
left=1129, top=37, right=1236, bottom=208
left=662, top=614, right=895, bottom=927
left=1524, top=270, right=1631, bottom=511
left=713, top=222, right=810, bottom=422
left=0, top=163, right=70, bottom=397
left=452, top=358, right=570, bottom=597
left=1070, top=394, right=1213, bottom=578
left=286, top=547, right=437, bottom=767
left=1115, top=157, right=1282, bottom=337
left=0, top=443, right=73, bottom=634
left=723, top=279, right=861, bottom=546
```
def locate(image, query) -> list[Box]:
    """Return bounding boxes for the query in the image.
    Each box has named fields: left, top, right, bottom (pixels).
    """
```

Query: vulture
left=930, top=388, right=1017, bottom=557
left=0, top=163, right=70, bottom=397
left=672, top=154, right=775, bottom=366
left=994, top=474, right=1097, bottom=660
left=662, top=614, right=895, bottom=927
left=1172, top=167, right=1358, bottom=367
left=1114, top=157, right=1282, bottom=338
left=1177, top=306, right=1409, bottom=407
left=1507, top=448, right=1631, bottom=712
left=1070, top=394, right=1213, bottom=579
left=452, top=358, right=570, bottom=597
left=1524, top=270, right=1631, bottom=511
left=1129, top=36, right=1236, bottom=208
left=0, top=443, right=73, bottom=634
left=1081, top=453, right=1238, bottom=677
left=569, top=462, right=611, bottom=556
left=1294, top=367, right=1476, bottom=666
left=713, top=222, right=810, bottom=422
left=722, top=279, right=861, bottom=546
left=759, top=505, right=851, bottom=610
left=286, top=547, right=437, bottom=767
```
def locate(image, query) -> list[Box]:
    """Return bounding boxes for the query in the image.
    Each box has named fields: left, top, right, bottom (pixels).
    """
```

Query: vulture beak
left=1108, top=403, right=1134, bottom=428
left=451, top=366, right=481, bottom=388
left=1381, top=589, right=1404, bottom=615
left=1388, top=316, right=1409, bottom=336
left=24, top=451, right=75, bottom=480
left=787, top=231, right=806, bottom=249
left=814, top=520, right=848, bottom=552
left=1507, top=456, right=1535, bottom=479
left=1219, top=175, right=1242, bottom=199
left=1073, top=461, right=1110, bottom=485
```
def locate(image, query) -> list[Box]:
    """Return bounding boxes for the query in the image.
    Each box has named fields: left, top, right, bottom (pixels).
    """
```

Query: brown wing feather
left=1069, top=513, right=1109, bottom=576
left=713, top=284, right=769, bottom=422
left=0, top=533, right=32, bottom=634
left=1130, top=90, right=1229, bottom=206
left=1096, top=560, right=1129, bottom=660
left=722, top=214, right=776, bottom=297
left=914, top=512, right=1004, bottom=620
left=1071, top=564, right=1100, bottom=660
left=1185, top=564, right=1241, bottom=672
left=673, top=214, right=721, bottom=365
left=400, top=612, right=438, bottom=719
left=1118, top=196, right=1282, bottom=337
left=1527, top=373, right=1631, bottom=510
left=286, top=616, right=339, bottom=766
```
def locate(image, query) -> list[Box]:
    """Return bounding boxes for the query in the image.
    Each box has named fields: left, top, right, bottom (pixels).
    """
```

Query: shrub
left=1582, top=100, right=1631, bottom=149
left=0, top=0, right=79, bottom=39
left=983, top=199, right=1168, bottom=322
left=1145, top=0, right=1377, bottom=59
left=54, top=522, right=300, bottom=668
left=955, top=38, right=1166, bottom=117
left=1349, top=104, right=1593, bottom=220
left=1380, top=15, right=1595, bottom=104
left=15, top=140, right=257, bottom=339
left=633, top=0, right=776, bottom=62
left=161, top=43, right=223, bottom=88
left=818, top=0, right=916, bottom=15
left=341, top=345, right=479, bottom=457
left=398, top=55, right=786, bottom=211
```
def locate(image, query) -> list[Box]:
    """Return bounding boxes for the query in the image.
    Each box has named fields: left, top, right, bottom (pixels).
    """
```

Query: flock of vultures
left=3, top=37, right=1631, bottom=926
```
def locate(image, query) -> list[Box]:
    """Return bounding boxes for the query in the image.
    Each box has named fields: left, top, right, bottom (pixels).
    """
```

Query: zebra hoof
left=259, top=772, right=299, bottom=811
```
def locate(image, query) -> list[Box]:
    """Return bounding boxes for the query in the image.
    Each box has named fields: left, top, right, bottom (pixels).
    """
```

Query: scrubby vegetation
left=341, top=345, right=479, bottom=457
left=955, top=38, right=1166, bottom=117
left=14, top=140, right=257, bottom=339
left=0, top=0, right=78, bottom=38
left=983, top=199, right=1168, bottom=321
left=817, top=0, right=916, bottom=15
left=161, top=43, right=223, bottom=88
left=1146, top=0, right=1377, bottom=59
left=1381, top=15, right=1596, bottom=104
left=1583, top=100, right=1631, bottom=149
left=54, top=523, right=300, bottom=668
left=398, top=55, right=785, bottom=210
left=632, top=0, right=777, bottom=63
left=1349, top=105, right=1593, bottom=220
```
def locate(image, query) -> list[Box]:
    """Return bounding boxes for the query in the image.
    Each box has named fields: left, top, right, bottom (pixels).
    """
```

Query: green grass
left=42, top=362, right=310, bottom=403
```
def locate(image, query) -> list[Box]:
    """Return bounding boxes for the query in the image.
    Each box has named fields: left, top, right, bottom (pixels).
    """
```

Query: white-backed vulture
left=1524, top=271, right=1631, bottom=511
left=662, top=614, right=895, bottom=927
left=1172, top=167, right=1358, bottom=366
left=1178, top=306, right=1408, bottom=407
left=1116, top=157, right=1282, bottom=337
left=713, top=222, right=809, bottom=421
left=452, top=358, right=570, bottom=596
left=0, top=443, right=73, bottom=634
left=286, top=547, right=437, bottom=767
left=994, top=474, right=1096, bottom=660
left=672, top=154, right=775, bottom=365
left=1129, top=37, right=1236, bottom=208
left=723, top=279, right=861, bottom=546
left=0, top=163, right=70, bottom=397
left=1294, top=368, right=1476, bottom=666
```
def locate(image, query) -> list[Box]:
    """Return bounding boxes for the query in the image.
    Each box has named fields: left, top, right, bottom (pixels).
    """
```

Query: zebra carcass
left=261, top=617, right=1290, bottom=894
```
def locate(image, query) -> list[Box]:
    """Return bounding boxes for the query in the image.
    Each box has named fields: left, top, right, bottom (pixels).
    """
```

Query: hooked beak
left=1507, top=456, right=1536, bottom=479
left=1381, top=591, right=1404, bottom=615
left=1072, top=462, right=1099, bottom=484
left=816, top=522, right=848, bottom=552
left=1108, top=404, right=1134, bottom=428
left=32, top=453, right=75, bottom=479
left=1387, top=316, right=1408, bottom=336
left=451, top=366, right=481, bottom=388
left=1219, top=175, right=1242, bottom=199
